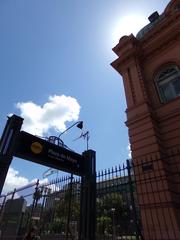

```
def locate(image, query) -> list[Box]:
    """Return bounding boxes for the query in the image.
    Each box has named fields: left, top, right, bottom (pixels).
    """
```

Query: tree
left=96, top=192, right=130, bottom=236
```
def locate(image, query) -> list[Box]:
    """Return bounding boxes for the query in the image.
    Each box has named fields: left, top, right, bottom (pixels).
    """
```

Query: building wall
left=111, top=0, right=180, bottom=239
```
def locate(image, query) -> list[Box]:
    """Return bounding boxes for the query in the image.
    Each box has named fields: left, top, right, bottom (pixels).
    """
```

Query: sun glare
left=112, top=14, right=149, bottom=45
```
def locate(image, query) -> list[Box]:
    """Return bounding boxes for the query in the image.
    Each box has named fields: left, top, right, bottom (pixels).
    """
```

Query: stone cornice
left=111, top=9, right=180, bottom=71
left=164, top=0, right=180, bottom=15
left=140, top=11, right=180, bottom=61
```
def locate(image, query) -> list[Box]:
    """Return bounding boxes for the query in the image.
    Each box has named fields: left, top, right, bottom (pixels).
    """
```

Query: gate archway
left=0, top=115, right=96, bottom=240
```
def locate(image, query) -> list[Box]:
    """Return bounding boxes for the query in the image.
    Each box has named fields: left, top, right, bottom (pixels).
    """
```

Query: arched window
left=155, top=65, right=180, bottom=103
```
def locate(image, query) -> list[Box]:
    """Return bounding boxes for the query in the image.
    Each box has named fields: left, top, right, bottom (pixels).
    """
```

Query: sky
left=0, top=0, right=170, bottom=193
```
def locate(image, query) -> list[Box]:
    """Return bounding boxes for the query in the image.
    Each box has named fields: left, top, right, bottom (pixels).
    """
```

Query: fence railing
left=0, top=160, right=141, bottom=240
left=1, top=151, right=179, bottom=240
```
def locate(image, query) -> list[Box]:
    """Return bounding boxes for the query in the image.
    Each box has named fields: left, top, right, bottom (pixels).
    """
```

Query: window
left=155, top=65, right=180, bottom=103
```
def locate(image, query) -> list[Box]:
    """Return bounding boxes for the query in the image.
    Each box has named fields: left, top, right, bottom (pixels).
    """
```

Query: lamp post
left=58, top=121, right=83, bottom=240
left=111, top=208, right=116, bottom=240
left=43, top=121, right=84, bottom=179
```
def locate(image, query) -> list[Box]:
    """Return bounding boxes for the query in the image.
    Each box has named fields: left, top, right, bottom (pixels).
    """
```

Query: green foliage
left=97, top=192, right=124, bottom=219
left=97, top=216, right=112, bottom=235
left=96, top=192, right=131, bottom=235
left=44, top=184, right=80, bottom=234
left=49, top=217, right=66, bottom=233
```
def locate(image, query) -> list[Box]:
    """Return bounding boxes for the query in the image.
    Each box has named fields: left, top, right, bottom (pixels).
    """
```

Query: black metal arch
left=0, top=115, right=96, bottom=240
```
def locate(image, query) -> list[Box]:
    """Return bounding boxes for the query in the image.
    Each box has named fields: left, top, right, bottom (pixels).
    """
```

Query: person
left=24, top=226, right=40, bottom=240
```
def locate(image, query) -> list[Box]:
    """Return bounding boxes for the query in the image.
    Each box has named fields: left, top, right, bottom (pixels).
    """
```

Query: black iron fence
left=0, top=160, right=142, bottom=240
left=133, top=151, right=180, bottom=240
left=96, top=160, right=142, bottom=240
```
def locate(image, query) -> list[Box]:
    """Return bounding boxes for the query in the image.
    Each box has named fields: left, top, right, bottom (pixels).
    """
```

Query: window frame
left=154, top=64, right=180, bottom=103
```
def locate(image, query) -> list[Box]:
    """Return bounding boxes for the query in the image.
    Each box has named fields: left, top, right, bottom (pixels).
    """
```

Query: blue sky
left=0, top=0, right=169, bottom=192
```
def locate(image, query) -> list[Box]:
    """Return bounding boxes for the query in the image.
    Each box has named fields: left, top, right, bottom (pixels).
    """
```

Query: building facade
left=111, top=0, right=180, bottom=239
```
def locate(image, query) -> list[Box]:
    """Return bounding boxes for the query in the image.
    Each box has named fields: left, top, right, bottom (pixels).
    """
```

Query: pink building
left=111, top=0, right=180, bottom=239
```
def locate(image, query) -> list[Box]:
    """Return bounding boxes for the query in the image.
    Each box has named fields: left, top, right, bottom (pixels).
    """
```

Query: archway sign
left=0, top=115, right=96, bottom=240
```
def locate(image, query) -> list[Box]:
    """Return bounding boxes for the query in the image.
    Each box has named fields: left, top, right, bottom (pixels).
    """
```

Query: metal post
left=79, top=150, right=96, bottom=240
left=39, top=187, right=48, bottom=236
left=111, top=208, right=116, bottom=240
left=0, top=115, right=23, bottom=195
left=28, top=180, right=39, bottom=228
left=126, top=159, right=143, bottom=240
left=65, top=173, right=73, bottom=240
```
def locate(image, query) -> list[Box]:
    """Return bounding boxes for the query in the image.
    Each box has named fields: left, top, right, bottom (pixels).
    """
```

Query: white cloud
left=127, top=143, right=132, bottom=158
left=16, top=95, right=81, bottom=136
left=2, top=168, right=49, bottom=195
left=2, top=168, right=29, bottom=194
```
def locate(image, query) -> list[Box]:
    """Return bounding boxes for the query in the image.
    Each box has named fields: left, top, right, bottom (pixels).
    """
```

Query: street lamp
left=58, top=121, right=83, bottom=240
left=48, top=121, right=83, bottom=147
left=59, top=120, right=90, bottom=150
left=58, top=121, right=83, bottom=138
left=43, top=121, right=84, bottom=179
